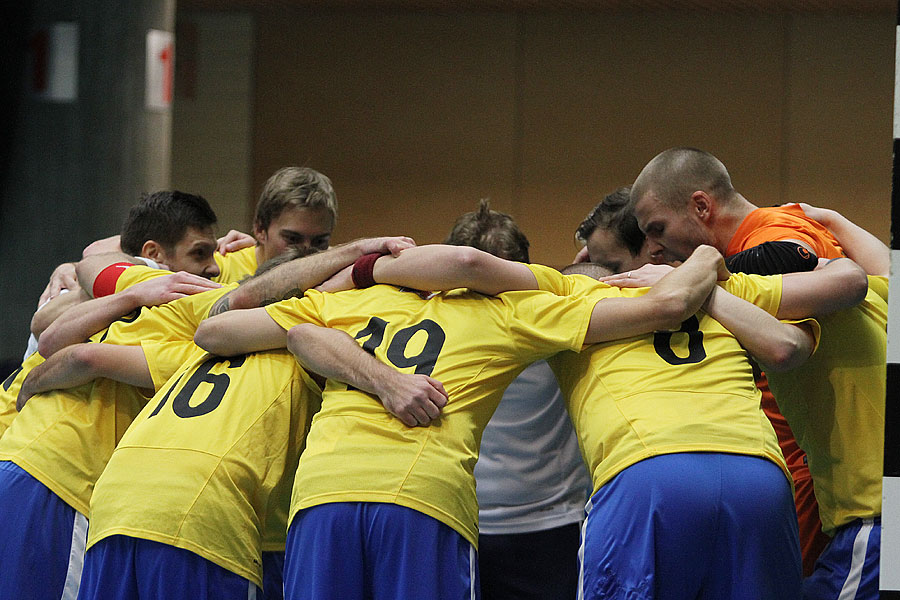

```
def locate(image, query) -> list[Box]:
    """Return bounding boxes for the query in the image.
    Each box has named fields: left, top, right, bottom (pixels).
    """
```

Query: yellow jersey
left=529, top=265, right=799, bottom=492
left=766, top=276, right=887, bottom=534
left=87, top=347, right=321, bottom=588
left=0, top=352, right=45, bottom=439
left=213, top=246, right=258, bottom=284
left=0, top=272, right=233, bottom=515
left=265, top=284, right=597, bottom=548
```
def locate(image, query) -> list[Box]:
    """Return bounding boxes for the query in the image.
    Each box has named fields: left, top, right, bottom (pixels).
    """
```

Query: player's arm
left=704, top=286, right=816, bottom=372
left=582, top=244, right=726, bottom=344
left=796, top=203, right=889, bottom=276
left=75, top=252, right=147, bottom=297
left=17, top=344, right=151, bottom=410
left=724, top=241, right=819, bottom=276
left=207, top=236, right=415, bottom=316
left=37, top=261, right=79, bottom=306
left=82, top=234, right=122, bottom=257
left=368, top=245, right=539, bottom=294
left=37, top=272, right=221, bottom=358
left=287, top=323, right=449, bottom=427
left=194, top=307, right=288, bottom=355
left=776, top=257, right=868, bottom=320
left=30, top=288, right=91, bottom=340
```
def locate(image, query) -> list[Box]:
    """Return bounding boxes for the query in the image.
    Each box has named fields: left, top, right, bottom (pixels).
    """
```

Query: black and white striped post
left=883, top=3, right=900, bottom=595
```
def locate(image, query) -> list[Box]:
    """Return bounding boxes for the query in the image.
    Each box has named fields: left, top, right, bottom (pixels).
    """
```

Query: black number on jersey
left=2, top=366, right=23, bottom=392
left=351, top=317, right=446, bottom=377
left=97, top=309, right=142, bottom=343
left=652, top=315, right=706, bottom=366
left=355, top=317, right=388, bottom=355
left=148, top=354, right=247, bottom=418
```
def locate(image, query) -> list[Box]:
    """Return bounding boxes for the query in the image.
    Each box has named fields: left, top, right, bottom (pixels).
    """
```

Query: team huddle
left=0, top=148, right=886, bottom=600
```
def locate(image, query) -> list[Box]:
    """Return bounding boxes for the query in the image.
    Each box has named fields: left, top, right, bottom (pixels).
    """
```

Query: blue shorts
left=803, top=518, right=880, bottom=600
left=0, top=460, right=88, bottom=600
left=77, top=535, right=260, bottom=600
left=283, top=502, right=479, bottom=600
left=580, top=453, right=801, bottom=600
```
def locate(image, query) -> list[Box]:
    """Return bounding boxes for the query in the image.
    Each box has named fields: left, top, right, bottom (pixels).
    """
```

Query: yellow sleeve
left=114, top=265, right=171, bottom=293
left=503, top=290, right=595, bottom=357
left=782, top=317, right=822, bottom=355
left=264, top=293, right=327, bottom=332
left=141, top=341, right=205, bottom=391
left=721, top=272, right=782, bottom=316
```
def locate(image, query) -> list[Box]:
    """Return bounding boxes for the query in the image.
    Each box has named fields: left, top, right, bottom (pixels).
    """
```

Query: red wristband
left=92, top=262, right=134, bottom=297
left=352, top=253, right=384, bottom=288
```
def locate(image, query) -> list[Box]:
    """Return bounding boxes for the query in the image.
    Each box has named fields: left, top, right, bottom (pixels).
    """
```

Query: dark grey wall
left=0, top=0, right=174, bottom=361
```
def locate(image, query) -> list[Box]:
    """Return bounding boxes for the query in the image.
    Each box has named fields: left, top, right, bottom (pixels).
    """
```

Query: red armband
left=92, top=262, right=135, bottom=297
left=351, top=253, right=384, bottom=289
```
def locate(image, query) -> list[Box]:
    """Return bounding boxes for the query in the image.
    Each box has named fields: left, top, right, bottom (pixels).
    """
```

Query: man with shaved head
left=630, top=147, right=885, bottom=600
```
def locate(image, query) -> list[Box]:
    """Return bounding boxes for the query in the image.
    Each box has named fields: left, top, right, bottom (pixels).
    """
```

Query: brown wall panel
left=254, top=10, right=519, bottom=247
left=250, top=9, right=893, bottom=266
left=783, top=15, right=894, bottom=241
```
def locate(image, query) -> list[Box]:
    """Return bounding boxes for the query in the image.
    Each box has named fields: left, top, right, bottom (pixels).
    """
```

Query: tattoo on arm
left=208, top=296, right=230, bottom=317
left=260, top=287, right=304, bottom=307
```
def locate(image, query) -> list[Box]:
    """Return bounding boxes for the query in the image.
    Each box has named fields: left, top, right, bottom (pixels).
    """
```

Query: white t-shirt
left=474, top=360, right=591, bottom=535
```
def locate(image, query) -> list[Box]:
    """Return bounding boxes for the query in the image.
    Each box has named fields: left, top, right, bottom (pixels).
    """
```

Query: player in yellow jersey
left=214, top=167, right=337, bottom=283
left=193, top=244, right=743, bottom=600
left=328, top=241, right=868, bottom=600
left=0, top=274, right=219, bottom=600
left=12, top=238, right=418, bottom=600
left=3, top=189, right=223, bottom=442
left=25, top=190, right=223, bottom=365
left=630, top=148, right=887, bottom=600
left=579, top=182, right=830, bottom=576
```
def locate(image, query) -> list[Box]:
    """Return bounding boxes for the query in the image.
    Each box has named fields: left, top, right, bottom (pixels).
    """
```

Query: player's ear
left=253, top=222, right=268, bottom=244
left=141, top=239, right=164, bottom=262
left=690, top=191, right=711, bottom=222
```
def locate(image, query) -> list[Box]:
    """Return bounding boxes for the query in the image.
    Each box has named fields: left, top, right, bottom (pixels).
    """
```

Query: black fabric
left=478, top=522, right=581, bottom=600
left=725, top=241, right=818, bottom=276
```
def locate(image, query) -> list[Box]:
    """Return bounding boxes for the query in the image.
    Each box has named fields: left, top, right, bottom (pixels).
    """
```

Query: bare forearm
left=210, top=240, right=372, bottom=315
left=705, top=287, right=814, bottom=371
left=287, top=323, right=392, bottom=395
left=777, top=257, right=868, bottom=319
left=20, top=345, right=100, bottom=400
left=286, top=323, right=448, bottom=426
left=38, top=290, right=141, bottom=357
left=646, top=245, right=722, bottom=326
left=194, top=307, right=288, bottom=355
left=31, top=289, right=90, bottom=338
left=19, top=344, right=151, bottom=409
left=801, top=205, right=889, bottom=276
left=372, top=245, right=538, bottom=295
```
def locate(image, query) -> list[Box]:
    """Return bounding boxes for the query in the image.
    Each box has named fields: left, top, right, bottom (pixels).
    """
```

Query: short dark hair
left=120, top=191, right=218, bottom=255
left=255, top=167, right=337, bottom=232
left=631, top=147, right=735, bottom=209
left=445, top=199, right=530, bottom=263
left=560, top=262, right=613, bottom=279
left=575, top=187, right=644, bottom=257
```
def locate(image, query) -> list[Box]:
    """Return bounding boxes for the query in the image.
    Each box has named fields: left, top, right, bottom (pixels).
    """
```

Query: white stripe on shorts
left=838, top=518, right=874, bottom=600
left=577, top=495, right=595, bottom=600
left=60, top=511, right=88, bottom=600
left=470, top=543, right=477, bottom=600
left=248, top=581, right=257, bottom=600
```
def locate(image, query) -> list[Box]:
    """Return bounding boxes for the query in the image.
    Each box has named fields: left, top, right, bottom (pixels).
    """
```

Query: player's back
left=87, top=346, right=320, bottom=587
left=264, top=284, right=595, bottom=547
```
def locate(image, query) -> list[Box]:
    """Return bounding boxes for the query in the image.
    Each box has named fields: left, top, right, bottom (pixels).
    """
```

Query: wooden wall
left=209, top=8, right=891, bottom=266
